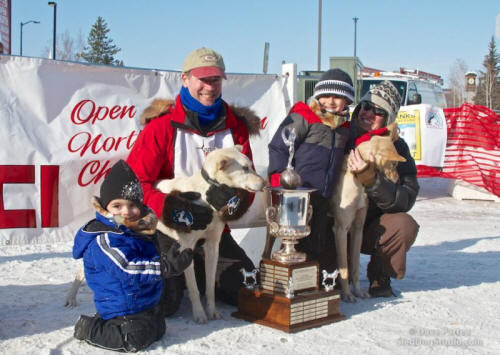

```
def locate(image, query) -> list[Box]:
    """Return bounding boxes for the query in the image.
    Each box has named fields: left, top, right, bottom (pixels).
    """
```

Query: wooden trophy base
left=232, top=287, right=345, bottom=333
left=260, top=258, right=318, bottom=294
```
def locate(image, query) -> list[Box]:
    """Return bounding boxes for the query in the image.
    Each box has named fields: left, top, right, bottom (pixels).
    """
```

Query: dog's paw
left=341, top=291, right=358, bottom=303
left=353, top=289, right=371, bottom=299
left=352, top=284, right=371, bottom=299
left=192, top=307, right=208, bottom=324
left=206, top=308, right=223, bottom=320
left=64, top=296, right=78, bottom=308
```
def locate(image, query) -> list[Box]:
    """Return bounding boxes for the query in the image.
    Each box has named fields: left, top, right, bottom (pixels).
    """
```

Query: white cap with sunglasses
left=354, top=81, right=402, bottom=126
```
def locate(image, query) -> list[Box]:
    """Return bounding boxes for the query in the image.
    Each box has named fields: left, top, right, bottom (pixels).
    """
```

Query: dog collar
left=355, top=127, right=388, bottom=146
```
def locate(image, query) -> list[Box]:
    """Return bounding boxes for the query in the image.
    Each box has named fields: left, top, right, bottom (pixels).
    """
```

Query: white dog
left=65, top=146, right=265, bottom=324
left=330, top=123, right=406, bottom=302
left=154, top=145, right=265, bottom=323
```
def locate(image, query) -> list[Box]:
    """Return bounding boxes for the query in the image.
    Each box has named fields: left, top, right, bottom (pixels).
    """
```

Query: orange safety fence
left=417, top=103, right=500, bottom=197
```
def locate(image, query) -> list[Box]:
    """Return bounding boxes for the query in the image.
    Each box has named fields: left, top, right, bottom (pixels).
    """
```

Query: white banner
left=396, top=104, right=447, bottom=167
left=0, top=56, right=287, bottom=245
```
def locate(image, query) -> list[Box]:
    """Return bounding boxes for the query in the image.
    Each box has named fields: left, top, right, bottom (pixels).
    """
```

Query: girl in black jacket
left=347, top=81, right=420, bottom=297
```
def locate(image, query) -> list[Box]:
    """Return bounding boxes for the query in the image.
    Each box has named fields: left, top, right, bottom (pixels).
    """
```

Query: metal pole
left=317, top=0, right=322, bottom=71
left=353, top=17, right=359, bottom=57
left=353, top=17, right=359, bottom=103
left=20, top=22, right=23, bottom=56
left=263, top=42, right=270, bottom=74
left=53, top=3, right=57, bottom=60
left=48, top=2, right=57, bottom=60
left=20, top=21, right=40, bottom=56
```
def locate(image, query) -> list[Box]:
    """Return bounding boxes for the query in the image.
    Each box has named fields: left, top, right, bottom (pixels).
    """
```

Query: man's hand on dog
left=348, top=148, right=377, bottom=187
left=162, top=191, right=213, bottom=232
left=206, top=184, right=240, bottom=212
left=161, top=242, right=193, bottom=277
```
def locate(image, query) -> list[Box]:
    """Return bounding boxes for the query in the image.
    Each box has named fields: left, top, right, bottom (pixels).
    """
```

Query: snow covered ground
left=1, top=178, right=499, bottom=354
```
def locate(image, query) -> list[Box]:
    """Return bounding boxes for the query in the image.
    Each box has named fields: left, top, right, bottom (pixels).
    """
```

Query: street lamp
left=48, top=1, right=57, bottom=60
left=20, top=20, right=40, bottom=56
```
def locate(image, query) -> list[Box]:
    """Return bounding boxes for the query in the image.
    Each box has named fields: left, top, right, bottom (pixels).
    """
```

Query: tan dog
left=331, top=122, right=406, bottom=302
left=155, top=145, right=265, bottom=323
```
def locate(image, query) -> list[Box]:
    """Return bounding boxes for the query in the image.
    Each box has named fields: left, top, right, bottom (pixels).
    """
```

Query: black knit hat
left=99, top=160, right=144, bottom=209
left=313, top=68, right=355, bottom=104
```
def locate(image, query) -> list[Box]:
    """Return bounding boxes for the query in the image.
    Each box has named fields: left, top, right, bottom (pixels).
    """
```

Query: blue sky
left=8, top=0, right=500, bottom=85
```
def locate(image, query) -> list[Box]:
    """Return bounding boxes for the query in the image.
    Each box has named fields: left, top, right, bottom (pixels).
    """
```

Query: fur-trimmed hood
left=90, top=196, right=158, bottom=235
left=139, top=97, right=261, bottom=136
left=308, top=97, right=348, bottom=130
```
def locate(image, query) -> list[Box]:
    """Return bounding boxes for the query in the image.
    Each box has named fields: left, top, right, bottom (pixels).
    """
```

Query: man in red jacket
left=127, top=47, right=259, bottom=315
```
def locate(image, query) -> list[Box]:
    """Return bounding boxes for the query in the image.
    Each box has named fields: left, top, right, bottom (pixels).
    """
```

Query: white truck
left=359, top=70, right=447, bottom=108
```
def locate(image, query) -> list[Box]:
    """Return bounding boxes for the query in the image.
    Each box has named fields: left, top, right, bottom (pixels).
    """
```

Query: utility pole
left=353, top=17, right=359, bottom=57
left=263, top=42, right=270, bottom=74
left=48, top=2, right=57, bottom=60
left=317, top=0, right=322, bottom=71
left=353, top=17, right=359, bottom=103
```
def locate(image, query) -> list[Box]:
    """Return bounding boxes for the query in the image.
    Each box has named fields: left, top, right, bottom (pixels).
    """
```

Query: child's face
left=318, top=95, right=348, bottom=113
left=106, top=199, right=141, bottom=221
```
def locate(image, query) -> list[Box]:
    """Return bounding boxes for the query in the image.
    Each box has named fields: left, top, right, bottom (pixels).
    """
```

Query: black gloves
left=206, top=183, right=241, bottom=213
left=160, top=242, right=193, bottom=277
left=162, top=191, right=213, bottom=232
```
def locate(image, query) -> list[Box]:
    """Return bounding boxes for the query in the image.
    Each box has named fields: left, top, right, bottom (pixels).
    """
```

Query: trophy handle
left=306, top=204, right=313, bottom=223
left=281, top=127, right=297, bottom=170
left=265, top=206, right=279, bottom=235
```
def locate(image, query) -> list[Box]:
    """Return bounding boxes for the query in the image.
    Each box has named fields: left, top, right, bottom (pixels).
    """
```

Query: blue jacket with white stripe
left=73, top=211, right=163, bottom=320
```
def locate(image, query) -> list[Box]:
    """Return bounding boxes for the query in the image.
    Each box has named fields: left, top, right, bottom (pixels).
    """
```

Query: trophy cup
left=233, top=128, right=345, bottom=333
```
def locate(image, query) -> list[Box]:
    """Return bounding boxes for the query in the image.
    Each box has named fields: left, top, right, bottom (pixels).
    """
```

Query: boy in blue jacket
left=72, top=160, right=194, bottom=352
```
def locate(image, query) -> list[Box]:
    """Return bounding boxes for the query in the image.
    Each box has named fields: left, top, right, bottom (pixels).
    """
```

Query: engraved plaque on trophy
left=233, top=128, right=345, bottom=333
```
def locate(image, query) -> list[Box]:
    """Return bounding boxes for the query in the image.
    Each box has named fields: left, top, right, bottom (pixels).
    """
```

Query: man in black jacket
left=347, top=81, right=420, bottom=297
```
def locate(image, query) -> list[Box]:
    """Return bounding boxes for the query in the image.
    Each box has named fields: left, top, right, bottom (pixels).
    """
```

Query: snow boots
left=74, top=314, right=92, bottom=341
left=367, top=258, right=395, bottom=297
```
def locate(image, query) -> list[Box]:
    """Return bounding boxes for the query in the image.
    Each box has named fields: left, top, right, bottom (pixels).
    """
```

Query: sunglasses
left=361, top=102, right=387, bottom=118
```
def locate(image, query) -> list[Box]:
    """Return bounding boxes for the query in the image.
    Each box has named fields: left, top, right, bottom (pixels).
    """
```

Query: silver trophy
left=234, top=129, right=346, bottom=332
left=265, top=127, right=315, bottom=264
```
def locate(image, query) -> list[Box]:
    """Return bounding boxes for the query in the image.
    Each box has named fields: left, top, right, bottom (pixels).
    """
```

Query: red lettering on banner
left=260, top=117, right=268, bottom=130
left=68, top=130, right=139, bottom=157
left=94, top=106, right=110, bottom=121
left=0, top=165, right=36, bottom=229
left=78, top=160, right=111, bottom=187
left=71, top=99, right=136, bottom=125
left=109, top=105, right=121, bottom=119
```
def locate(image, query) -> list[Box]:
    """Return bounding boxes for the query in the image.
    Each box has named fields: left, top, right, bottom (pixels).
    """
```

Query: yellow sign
left=396, top=109, right=421, bottom=160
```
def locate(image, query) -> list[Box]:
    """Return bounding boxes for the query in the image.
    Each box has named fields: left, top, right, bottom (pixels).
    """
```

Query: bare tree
left=42, top=30, right=85, bottom=61
left=447, top=59, right=467, bottom=107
